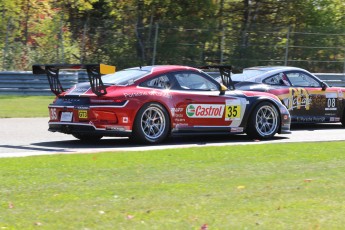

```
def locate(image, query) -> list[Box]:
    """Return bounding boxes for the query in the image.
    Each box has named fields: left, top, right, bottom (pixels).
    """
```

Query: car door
left=168, top=71, right=232, bottom=130
left=282, top=70, right=340, bottom=122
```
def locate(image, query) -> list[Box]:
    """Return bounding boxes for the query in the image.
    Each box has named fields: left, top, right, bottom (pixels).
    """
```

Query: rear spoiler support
left=32, top=64, right=116, bottom=96
left=199, top=65, right=241, bottom=90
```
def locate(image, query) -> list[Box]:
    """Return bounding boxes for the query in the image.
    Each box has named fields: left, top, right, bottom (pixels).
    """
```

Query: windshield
left=102, top=68, right=150, bottom=85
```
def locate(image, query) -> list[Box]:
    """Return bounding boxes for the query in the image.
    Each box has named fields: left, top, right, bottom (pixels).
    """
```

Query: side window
left=174, top=72, right=218, bottom=91
left=141, top=75, right=170, bottom=89
left=263, top=73, right=290, bottom=86
left=286, top=72, right=320, bottom=87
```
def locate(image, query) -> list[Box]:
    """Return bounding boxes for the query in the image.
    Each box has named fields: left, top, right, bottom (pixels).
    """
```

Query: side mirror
left=220, top=84, right=228, bottom=95
left=321, top=82, right=328, bottom=91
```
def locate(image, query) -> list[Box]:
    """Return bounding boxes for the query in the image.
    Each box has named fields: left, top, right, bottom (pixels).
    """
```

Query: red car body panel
left=33, top=64, right=291, bottom=143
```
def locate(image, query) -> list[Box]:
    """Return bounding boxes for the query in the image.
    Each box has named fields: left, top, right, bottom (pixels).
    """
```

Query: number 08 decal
left=225, top=99, right=242, bottom=121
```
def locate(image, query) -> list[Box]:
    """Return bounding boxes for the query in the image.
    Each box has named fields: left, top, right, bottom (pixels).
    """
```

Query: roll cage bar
left=32, top=64, right=116, bottom=96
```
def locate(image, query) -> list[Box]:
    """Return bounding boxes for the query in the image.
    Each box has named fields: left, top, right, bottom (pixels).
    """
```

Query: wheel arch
left=129, top=98, right=174, bottom=130
left=130, top=101, right=172, bottom=144
left=242, top=96, right=283, bottom=133
left=341, top=101, right=345, bottom=126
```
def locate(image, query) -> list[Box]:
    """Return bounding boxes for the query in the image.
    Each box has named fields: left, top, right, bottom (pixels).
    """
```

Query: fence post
left=152, top=22, right=159, bottom=65
left=343, top=50, right=345, bottom=74
left=284, top=26, right=290, bottom=66
left=2, top=17, right=11, bottom=70
left=220, top=27, right=225, bottom=64
left=59, top=14, right=65, bottom=63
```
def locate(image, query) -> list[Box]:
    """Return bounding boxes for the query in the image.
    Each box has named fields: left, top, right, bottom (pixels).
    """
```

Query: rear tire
left=132, top=103, right=170, bottom=144
left=246, top=101, right=280, bottom=139
left=72, top=133, right=103, bottom=142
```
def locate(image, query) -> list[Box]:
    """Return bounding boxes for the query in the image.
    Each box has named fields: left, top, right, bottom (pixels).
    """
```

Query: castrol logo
left=186, top=104, right=224, bottom=118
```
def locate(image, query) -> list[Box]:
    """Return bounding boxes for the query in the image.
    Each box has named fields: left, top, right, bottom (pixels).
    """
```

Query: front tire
left=246, top=101, right=280, bottom=139
left=132, top=103, right=170, bottom=144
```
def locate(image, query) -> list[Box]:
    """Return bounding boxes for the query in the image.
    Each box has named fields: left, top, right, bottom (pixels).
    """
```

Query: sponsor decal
left=61, top=98, right=82, bottom=103
left=75, top=106, right=89, bottom=110
left=73, top=87, right=89, bottom=92
left=174, top=118, right=186, bottom=122
left=171, top=108, right=184, bottom=117
left=124, top=90, right=172, bottom=99
left=283, top=88, right=311, bottom=110
left=326, top=92, right=337, bottom=98
left=330, top=117, right=341, bottom=122
left=225, top=99, right=242, bottom=121
left=186, top=104, right=224, bottom=118
left=230, top=127, right=244, bottom=133
left=78, top=110, right=88, bottom=119
left=296, top=117, right=326, bottom=122
left=124, top=92, right=147, bottom=98
left=326, top=96, right=337, bottom=111
left=68, top=87, right=90, bottom=95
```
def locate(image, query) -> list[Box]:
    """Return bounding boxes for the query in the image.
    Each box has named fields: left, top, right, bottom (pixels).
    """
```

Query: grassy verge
left=0, top=95, right=54, bottom=118
left=1, top=142, right=345, bottom=229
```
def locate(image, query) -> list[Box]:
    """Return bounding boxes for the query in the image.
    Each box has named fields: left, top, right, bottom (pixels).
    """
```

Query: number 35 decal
left=226, top=105, right=241, bottom=119
left=225, top=99, right=242, bottom=120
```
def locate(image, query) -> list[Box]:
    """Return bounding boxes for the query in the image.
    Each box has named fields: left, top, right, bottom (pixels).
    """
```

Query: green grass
left=0, top=96, right=54, bottom=118
left=1, top=142, right=345, bottom=229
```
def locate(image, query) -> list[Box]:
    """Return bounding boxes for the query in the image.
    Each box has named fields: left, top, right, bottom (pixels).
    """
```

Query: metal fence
left=2, top=23, right=345, bottom=73
left=0, top=71, right=344, bottom=96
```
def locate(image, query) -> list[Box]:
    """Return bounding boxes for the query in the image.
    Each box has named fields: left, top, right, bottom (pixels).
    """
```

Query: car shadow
left=6, top=123, right=341, bottom=155
left=32, top=134, right=289, bottom=152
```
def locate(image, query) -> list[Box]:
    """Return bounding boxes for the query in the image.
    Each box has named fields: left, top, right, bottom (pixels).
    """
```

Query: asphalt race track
left=1, top=118, right=345, bottom=158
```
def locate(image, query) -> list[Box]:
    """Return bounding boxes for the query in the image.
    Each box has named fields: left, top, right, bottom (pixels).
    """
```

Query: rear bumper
left=48, top=122, right=132, bottom=137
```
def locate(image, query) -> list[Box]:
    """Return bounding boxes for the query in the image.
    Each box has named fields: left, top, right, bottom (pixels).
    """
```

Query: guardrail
left=0, top=71, right=344, bottom=96
left=314, top=73, right=345, bottom=88
left=0, top=71, right=88, bottom=96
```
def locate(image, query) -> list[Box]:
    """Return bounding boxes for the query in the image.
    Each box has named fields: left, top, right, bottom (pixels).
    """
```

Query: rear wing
left=32, top=64, right=116, bottom=96
left=199, top=65, right=242, bottom=90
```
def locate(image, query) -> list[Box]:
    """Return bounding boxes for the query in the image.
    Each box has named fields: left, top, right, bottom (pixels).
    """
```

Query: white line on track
left=1, top=118, right=344, bottom=158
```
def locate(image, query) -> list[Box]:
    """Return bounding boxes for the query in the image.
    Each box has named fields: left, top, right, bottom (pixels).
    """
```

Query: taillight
left=92, top=110, right=118, bottom=124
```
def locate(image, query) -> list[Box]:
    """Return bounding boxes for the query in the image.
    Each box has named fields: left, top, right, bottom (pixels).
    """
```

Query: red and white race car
left=33, top=64, right=291, bottom=144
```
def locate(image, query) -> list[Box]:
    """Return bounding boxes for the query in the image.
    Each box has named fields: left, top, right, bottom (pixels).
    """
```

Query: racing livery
left=33, top=64, right=291, bottom=144
left=234, top=66, right=345, bottom=125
